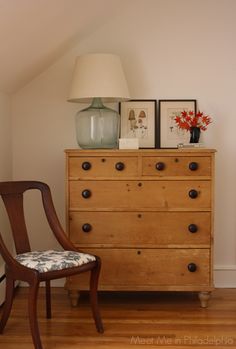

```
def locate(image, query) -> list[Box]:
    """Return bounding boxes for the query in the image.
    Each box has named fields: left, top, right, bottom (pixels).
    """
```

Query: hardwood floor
left=0, top=287, right=236, bottom=348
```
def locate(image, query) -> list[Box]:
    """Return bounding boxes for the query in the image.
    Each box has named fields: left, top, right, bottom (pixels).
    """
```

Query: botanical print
left=166, top=107, right=189, bottom=143
left=127, top=107, right=148, bottom=139
left=120, top=100, right=156, bottom=148
left=159, top=100, right=197, bottom=148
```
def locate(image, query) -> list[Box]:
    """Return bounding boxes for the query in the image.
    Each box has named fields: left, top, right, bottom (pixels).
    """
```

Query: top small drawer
left=68, top=156, right=138, bottom=178
left=142, top=156, right=211, bottom=177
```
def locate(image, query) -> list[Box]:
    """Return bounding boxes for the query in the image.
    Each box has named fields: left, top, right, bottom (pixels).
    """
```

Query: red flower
left=174, top=110, right=212, bottom=131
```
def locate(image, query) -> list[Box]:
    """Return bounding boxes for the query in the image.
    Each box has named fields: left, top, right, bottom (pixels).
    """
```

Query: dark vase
left=190, top=127, right=200, bottom=143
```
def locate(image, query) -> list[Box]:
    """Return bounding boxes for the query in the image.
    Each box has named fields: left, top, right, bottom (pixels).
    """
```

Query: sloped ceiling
left=0, top=0, right=125, bottom=94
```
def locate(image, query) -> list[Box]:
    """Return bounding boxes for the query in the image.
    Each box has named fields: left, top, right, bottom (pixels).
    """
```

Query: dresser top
left=65, top=148, right=216, bottom=154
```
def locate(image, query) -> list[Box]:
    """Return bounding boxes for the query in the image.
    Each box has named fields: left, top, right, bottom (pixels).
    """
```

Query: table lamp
left=67, top=53, right=130, bottom=148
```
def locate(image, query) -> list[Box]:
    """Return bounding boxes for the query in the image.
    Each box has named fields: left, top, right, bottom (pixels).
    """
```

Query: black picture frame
left=159, top=99, right=197, bottom=148
left=119, top=99, right=158, bottom=148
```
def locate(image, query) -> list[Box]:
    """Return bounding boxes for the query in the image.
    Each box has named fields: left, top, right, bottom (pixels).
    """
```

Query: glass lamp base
left=75, top=98, right=120, bottom=149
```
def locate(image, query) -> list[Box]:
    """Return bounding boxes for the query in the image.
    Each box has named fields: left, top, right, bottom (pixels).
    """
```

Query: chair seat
left=15, top=250, right=96, bottom=273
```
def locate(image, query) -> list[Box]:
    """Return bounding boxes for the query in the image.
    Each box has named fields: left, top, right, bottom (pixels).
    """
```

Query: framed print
left=159, top=99, right=197, bottom=148
left=119, top=99, right=158, bottom=148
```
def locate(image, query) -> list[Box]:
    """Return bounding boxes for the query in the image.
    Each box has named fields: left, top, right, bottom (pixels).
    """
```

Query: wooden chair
left=0, top=181, right=103, bottom=349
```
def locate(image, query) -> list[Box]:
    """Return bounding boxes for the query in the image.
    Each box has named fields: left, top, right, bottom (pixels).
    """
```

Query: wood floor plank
left=0, top=287, right=236, bottom=348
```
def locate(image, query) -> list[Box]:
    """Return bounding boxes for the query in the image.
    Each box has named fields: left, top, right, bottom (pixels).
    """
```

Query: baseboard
left=50, top=278, right=65, bottom=287
left=21, top=278, right=65, bottom=288
left=214, top=265, right=236, bottom=288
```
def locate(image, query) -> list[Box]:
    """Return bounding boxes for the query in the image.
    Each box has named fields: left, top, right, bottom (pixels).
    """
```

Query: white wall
left=0, top=92, right=11, bottom=180
left=11, top=0, right=236, bottom=286
left=0, top=91, right=12, bottom=303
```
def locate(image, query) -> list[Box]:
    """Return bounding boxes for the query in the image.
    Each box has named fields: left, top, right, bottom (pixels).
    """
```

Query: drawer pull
left=81, top=189, right=91, bottom=199
left=115, top=162, right=125, bottom=171
left=188, top=224, right=198, bottom=233
left=155, top=162, right=165, bottom=171
left=81, top=161, right=91, bottom=170
left=137, top=250, right=141, bottom=255
left=188, top=189, right=198, bottom=199
left=188, top=263, right=197, bottom=272
left=189, top=162, right=198, bottom=171
left=82, top=223, right=92, bottom=233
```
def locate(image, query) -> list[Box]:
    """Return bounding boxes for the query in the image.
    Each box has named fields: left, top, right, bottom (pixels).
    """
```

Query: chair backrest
left=0, top=181, right=50, bottom=255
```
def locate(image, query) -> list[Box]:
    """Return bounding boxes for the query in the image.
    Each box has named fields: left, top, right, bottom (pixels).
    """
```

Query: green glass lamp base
left=75, top=98, right=120, bottom=149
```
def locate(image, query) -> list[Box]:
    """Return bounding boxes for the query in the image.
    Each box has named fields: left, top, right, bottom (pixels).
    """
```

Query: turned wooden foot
left=68, top=290, right=80, bottom=307
left=198, top=291, right=211, bottom=308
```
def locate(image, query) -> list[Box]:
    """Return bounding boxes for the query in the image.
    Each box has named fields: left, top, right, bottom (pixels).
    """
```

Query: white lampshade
left=67, top=53, right=130, bottom=103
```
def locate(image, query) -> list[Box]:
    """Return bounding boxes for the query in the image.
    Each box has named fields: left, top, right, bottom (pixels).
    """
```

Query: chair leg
left=28, top=280, right=42, bottom=349
left=0, top=274, right=14, bottom=334
left=45, top=280, right=51, bottom=319
left=89, top=258, right=104, bottom=333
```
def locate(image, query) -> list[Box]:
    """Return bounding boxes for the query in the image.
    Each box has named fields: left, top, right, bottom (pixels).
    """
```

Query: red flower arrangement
left=174, top=111, right=212, bottom=131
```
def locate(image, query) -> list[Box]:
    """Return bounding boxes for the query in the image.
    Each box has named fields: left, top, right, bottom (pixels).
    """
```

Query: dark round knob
left=188, top=189, right=198, bottom=199
left=156, top=162, right=165, bottom=171
left=188, top=263, right=197, bottom=272
left=189, top=162, right=198, bottom=171
left=188, top=224, right=198, bottom=233
left=115, top=162, right=125, bottom=171
left=82, top=161, right=91, bottom=171
left=82, top=223, right=92, bottom=233
left=81, top=189, right=91, bottom=199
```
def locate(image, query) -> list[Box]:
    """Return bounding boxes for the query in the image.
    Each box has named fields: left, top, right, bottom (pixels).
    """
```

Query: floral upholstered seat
left=15, top=250, right=96, bottom=273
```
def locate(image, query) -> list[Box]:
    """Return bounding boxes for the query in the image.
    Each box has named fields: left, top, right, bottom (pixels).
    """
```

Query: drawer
left=142, top=156, right=211, bottom=176
left=69, top=211, right=211, bottom=246
left=69, top=180, right=211, bottom=209
left=68, top=156, right=138, bottom=178
left=67, top=248, right=210, bottom=288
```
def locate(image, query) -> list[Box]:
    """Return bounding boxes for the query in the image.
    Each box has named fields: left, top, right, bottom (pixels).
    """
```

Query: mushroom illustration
left=138, top=110, right=146, bottom=128
left=128, top=109, right=137, bottom=131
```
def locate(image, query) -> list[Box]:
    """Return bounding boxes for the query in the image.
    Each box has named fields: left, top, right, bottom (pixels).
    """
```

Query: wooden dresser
left=65, top=149, right=215, bottom=307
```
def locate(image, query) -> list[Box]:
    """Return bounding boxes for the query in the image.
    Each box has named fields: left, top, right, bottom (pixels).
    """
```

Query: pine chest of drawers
left=65, top=149, right=215, bottom=307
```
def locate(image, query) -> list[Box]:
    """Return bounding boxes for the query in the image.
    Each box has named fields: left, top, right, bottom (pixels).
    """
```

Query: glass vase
left=75, top=98, right=120, bottom=149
